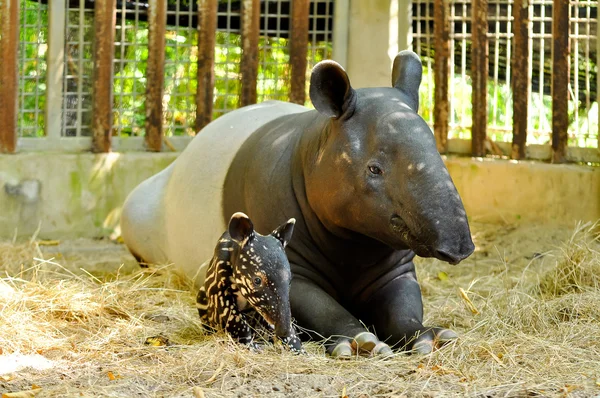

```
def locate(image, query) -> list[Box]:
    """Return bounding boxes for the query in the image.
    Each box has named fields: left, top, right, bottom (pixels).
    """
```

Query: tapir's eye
left=368, top=165, right=382, bottom=175
left=253, top=277, right=262, bottom=286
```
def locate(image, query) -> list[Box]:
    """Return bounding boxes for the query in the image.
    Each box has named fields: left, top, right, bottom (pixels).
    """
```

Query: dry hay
left=1, top=222, right=599, bottom=397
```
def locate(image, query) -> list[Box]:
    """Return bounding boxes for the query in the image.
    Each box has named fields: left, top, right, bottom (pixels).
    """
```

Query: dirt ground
left=1, top=221, right=599, bottom=397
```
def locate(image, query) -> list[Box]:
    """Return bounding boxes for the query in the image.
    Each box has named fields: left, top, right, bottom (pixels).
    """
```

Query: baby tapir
left=196, top=212, right=303, bottom=353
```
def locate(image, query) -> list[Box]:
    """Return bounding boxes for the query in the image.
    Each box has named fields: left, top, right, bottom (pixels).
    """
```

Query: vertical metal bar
left=145, top=0, right=167, bottom=151
left=332, top=0, right=349, bottom=67
left=91, top=0, right=116, bottom=152
left=0, top=0, right=19, bottom=153
left=240, top=0, right=260, bottom=106
left=196, top=0, right=218, bottom=131
left=551, top=0, right=569, bottom=163
left=511, top=0, right=530, bottom=159
left=433, top=0, right=450, bottom=153
left=46, top=0, right=66, bottom=140
left=289, top=0, right=309, bottom=105
left=471, top=0, right=488, bottom=157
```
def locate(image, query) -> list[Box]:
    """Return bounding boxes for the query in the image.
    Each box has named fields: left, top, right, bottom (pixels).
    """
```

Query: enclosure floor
left=1, top=221, right=599, bottom=397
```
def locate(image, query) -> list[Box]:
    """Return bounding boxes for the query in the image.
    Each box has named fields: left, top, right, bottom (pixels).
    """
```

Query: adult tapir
left=121, top=50, right=475, bottom=357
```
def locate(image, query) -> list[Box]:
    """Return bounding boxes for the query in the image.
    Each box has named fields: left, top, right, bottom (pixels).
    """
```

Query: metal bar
left=433, top=0, right=450, bottom=153
left=46, top=0, right=66, bottom=140
left=332, top=0, right=349, bottom=67
left=196, top=0, right=218, bottom=132
left=240, top=0, right=260, bottom=106
left=145, top=0, right=167, bottom=151
left=91, top=0, right=116, bottom=152
left=0, top=0, right=19, bottom=153
left=551, top=0, right=569, bottom=163
left=471, top=0, right=488, bottom=157
left=511, top=0, right=530, bottom=159
left=289, top=0, right=309, bottom=105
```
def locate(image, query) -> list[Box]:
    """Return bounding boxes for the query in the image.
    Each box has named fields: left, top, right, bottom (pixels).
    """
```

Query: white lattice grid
left=307, top=0, right=333, bottom=105
left=529, top=0, right=553, bottom=145
left=412, top=0, right=435, bottom=127
left=112, top=2, right=148, bottom=137
left=213, top=0, right=241, bottom=118
left=569, top=0, right=598, bottom=149
left=257, top=0, right=290, bottom=103
left=487, top=0, right=513, bottom=143
left=18, top=0, right=47, bottom=138
left=63, top=0, right=94, bottom=137
left=163, top=1, right=198, bottom=136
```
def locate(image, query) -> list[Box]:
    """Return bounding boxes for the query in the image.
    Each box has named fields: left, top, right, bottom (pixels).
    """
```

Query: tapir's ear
left=229, top=212, right=254, bottom=246
left=309, top=61, right=356, bottom=119
left=391, top=50, right=422, bottom=112
left=271, top=218, right=295, bottom=248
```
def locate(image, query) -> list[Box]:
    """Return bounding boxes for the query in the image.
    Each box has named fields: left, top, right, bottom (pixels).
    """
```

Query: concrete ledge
left=0, top=153, right=598, bottom=239
left=446, top=156, right=600, bottom=225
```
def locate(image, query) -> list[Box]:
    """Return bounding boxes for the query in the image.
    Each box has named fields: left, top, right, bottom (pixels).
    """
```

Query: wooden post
left=240, top=0, right=260, bottom=106
left=195, top=0, right=218, bottom=132
left=551, top=0, right=569, bottom=163
left=433, top=0, right=450, bottom=154
left=511, top=0, right=530, bottom=160
left=0, top=0, right=19, bottom=153
left=471, top=0, right=488, bottom=157
left=289, top=0, right=310, bottom=105
left=145, top=0, right=167, bottom=151
left=91, top=0, right=116, bottom=153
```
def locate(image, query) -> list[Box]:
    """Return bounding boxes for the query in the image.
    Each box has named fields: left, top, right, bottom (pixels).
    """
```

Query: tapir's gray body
left=121, top=101, right=305, bottom=283
left=121, top=51, right=474, bottom=355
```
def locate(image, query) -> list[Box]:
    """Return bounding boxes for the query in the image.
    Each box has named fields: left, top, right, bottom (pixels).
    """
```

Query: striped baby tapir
left=196, top=212, right=304, bottom=353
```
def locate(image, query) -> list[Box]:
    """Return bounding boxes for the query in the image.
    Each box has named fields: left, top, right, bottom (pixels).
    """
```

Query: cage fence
left=214, top=0, right=241, bottom=119
left=412, top=0, right=598, bottom=150
left=306, top=0, right=333, bottom=104
left=63, top=0, right=94, bottom=137
left=17, top=0, right=47, bottom=138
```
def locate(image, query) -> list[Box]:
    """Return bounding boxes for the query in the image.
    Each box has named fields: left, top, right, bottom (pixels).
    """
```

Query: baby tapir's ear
left=271, top=218, right=296, bottom=248
left=229, top=212, right=254, bottom=246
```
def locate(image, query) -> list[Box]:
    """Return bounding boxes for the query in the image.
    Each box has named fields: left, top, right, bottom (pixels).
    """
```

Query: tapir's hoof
left=351, top=332, right=379, bottom=355
left=436, top=328, right=458, bottom=343
left=412, top=339, right=434, bottom=355
left=372, top=342, right=394, bottom=357
left=330, top=341, right=353, bottom=359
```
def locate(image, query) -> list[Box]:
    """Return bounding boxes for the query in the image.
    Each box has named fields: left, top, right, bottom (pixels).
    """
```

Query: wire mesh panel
left=306, top=0, right=333, bottom=104
left=529, top=0, right=553, bottom=145
left=163, top=1, right=198, bottom=136
left=63, top=0, right=94, bottom=137
left=112, top=2, right=148, bottom=137
left=569, top=0, right=598, bottom=149
left=487, top=0, right=513, bottom=143
left=448, top=0, right=472, bottom=140
left=18, top=0, right=47, bottom=138
left=257, top=0, right=290, bottom=103
left=213, top=0, right=242, bottom=118
left=412, top=0, right=435, bottom=126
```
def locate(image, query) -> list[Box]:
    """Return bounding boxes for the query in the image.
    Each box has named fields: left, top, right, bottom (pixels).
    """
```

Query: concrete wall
left=343, top=0, right=411, bottom=88
left=0, top=153, right=598, bottom=240
left=0, top=153, right=178, bottom=239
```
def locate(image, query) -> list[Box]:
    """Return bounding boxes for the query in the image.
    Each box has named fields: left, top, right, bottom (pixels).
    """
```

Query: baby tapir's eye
left=368, top=165, right=382, bottom=175
left=253, top=276, right=262, bottom=286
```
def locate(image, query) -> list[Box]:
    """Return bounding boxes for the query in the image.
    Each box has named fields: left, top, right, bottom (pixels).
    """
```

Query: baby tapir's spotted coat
left=196, top=212, right=303, bottom=353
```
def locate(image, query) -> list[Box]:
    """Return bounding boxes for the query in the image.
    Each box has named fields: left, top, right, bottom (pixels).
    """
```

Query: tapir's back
left=162, top=101, right=308, bottom=284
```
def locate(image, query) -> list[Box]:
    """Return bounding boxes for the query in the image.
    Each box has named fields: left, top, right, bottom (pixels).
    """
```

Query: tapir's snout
left=432, top=238, right=475, bottom=265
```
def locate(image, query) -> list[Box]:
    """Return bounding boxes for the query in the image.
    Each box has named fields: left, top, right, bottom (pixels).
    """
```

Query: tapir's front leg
left=290, top=276, right=390, bottom=357
left=362, top=266, right=458, bottom=354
